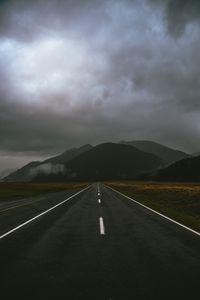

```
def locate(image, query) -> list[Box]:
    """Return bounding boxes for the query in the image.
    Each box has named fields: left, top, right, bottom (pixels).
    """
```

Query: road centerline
left=99, top=217, right=105, bottom=235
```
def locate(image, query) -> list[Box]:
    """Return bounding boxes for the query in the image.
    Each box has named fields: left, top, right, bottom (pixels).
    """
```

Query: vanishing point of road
left=0, top=183, right=199, bottom=299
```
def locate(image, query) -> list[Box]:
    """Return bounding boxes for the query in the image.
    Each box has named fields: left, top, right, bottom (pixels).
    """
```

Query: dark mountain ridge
left=34, top=143, right=163, bottom=181
left=3, top=161, right=41, bottom=182
left=44, top=144, right=92, bottom=164
left=3, top=144, right=92, bottom=182
left=3, top=140, right=193, bottom=182
left=155, top=155, right=200, bottom=182
left=120, top=140, right=189, bottom=166
left=192, top=152, right=200, bottom=157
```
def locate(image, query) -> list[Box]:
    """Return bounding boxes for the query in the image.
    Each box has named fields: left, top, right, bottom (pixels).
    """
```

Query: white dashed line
left=99, top=217, right=105, bottom=235
left=98, top=199, right=101, bottom=204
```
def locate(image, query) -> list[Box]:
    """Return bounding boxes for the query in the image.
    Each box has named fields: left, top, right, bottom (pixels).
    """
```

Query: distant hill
left=192, top=152, right=200, bottom=157
left=4, top=141, right=192, bottom=182
left=3, top=144, right=92, bottom=182
left=44, top=144, right=92, bottom=164
left=0, top=168, right=16, bottom=180
left=3, top=161, right=41, bottom=182
left=155, top=155, right=200, bottom=182
left=33, top=143, right=162, bottom=181
left=120, top=140, right=189, bottom=166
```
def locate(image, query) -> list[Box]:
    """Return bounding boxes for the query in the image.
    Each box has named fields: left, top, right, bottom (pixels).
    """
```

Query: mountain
left=3, top=161, right=41, bottom=182
left=120, top=140, right=189, bottom=166
left=33, top=143, right=163, bottom=181
left=3, top=144, right=92, bottom=182
left=0, top=168, right=16, bottom=180
left=44, top=144, right=92, bottom=164
left=155, top=155, right=200, bottom=182
left=192, top=152, right=200, bottom=157
left=3, top=141, right=191, bottom=182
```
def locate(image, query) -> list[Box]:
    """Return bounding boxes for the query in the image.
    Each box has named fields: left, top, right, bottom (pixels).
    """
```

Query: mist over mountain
left=3, top=140, right=196, bottom=182
left=120, top=140, right=189, bottom=166
left=3, top=145, right=92, bottom=182
left=33, top=143, right=162, bottom=182
left=3, top=161, right=41, bottom=182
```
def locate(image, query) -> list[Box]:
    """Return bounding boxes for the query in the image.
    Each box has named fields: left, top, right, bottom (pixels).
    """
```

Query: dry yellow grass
left=0, top=182, right=90, bottom=200
left=106, top=180, right=200, bottom=232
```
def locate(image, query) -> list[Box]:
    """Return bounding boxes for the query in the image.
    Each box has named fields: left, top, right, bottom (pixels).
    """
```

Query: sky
left=0, top=0, right=200, bottom=172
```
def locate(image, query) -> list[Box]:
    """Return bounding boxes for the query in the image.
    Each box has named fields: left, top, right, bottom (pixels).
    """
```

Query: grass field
left=1, top=180, right=199, bottom=232
left=106, top=181, right=200, bottom=232
left=0, top=182, right=90, bottom=201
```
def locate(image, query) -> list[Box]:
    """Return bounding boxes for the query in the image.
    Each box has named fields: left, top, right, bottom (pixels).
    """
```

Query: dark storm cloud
left=165, top=0, right=200, bottom=37
left=0, top=0, right=200, bottom=170
left=0, top=0, right=108, bottom=41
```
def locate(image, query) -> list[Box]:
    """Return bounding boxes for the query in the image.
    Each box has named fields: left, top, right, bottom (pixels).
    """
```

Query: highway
left=0, top=183, right=199, bottom=299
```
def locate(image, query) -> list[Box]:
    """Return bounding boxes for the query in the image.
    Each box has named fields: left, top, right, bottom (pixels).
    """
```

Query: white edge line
left=99, top=217, right=105, bottom=235
left=106, top=185, right=200, bottom=237
left=0, top=185, right=91, bottom=240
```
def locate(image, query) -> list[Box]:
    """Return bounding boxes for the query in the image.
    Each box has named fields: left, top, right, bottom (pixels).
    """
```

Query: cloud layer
left=0, top=0, right=200, bottom=170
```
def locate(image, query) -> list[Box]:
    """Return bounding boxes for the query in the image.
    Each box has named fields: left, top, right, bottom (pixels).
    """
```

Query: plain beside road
left=106, top=180, right=200, bottom=232
left=0, top=183, right=199, bottom=299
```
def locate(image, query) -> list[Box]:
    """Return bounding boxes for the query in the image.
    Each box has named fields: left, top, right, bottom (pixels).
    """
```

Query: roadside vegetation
left=0, top=182, right=90, bottom=201
left=106, top=181, right=200, bottom=232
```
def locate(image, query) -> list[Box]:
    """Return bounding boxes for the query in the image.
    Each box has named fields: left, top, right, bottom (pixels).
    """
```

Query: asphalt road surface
left=0, top=183, right=199, bottom=300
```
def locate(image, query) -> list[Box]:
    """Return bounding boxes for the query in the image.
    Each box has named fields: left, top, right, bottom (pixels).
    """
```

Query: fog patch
left=29, top=163, right=66, bottom=177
